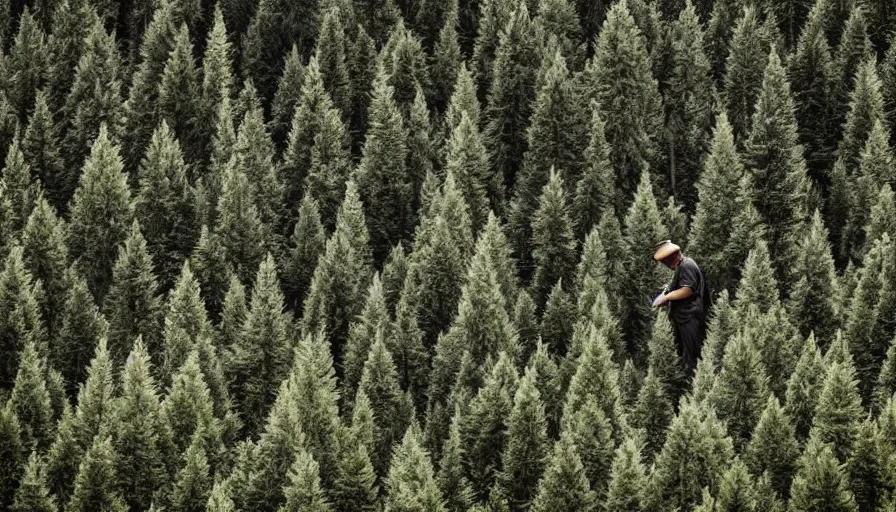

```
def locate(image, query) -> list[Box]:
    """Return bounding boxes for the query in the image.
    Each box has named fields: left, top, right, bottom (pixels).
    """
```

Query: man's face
left=661, top=253, right=680, bottom=270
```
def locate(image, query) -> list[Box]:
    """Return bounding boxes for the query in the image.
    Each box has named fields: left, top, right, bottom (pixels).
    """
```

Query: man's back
left=669, top=257, right=704, bottom=324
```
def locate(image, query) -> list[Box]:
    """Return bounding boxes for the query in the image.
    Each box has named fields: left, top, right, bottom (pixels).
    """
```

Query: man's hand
left=652, top=293, right=668, bottom=308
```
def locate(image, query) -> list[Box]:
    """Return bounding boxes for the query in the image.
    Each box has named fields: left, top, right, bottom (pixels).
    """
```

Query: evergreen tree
left=199, top=5, right=235, bottom=157
left=380, top=23, right=430, bottom=119
left=66, top=124, right=133, bottom=302
left=583, top=0, right=663, bottom=205
left=497, top=366, right=550, bottom=511
left=788, top=434, right=858, bottom=511
left=540, top=282, right=574, bottom=356
left=483, top=4, right=544, bottom=195
left=354, top=65, right=412, bottom=262
left=529, top=432, right=594, bottom=512
left=135, top=121, right=197, bottom=290
left=405, top=86, right=436, bottom=225
left=270, top=45, right=304, bottom=152
left=331, top=433, right=378, bottom=512
left=876, top=336, right=896, bottom=409
left=645, top=399, right=735, bottom=511
left=745, top=48, right=811, bottom=291
left=845, top=416, right=886, bottom=511
left=358, top=337, right=413, bottom=478
left=510, top=47, right=586, bottom=265
left=745, top=395, right=799, bottom=498
left=157, top=24, right=202, bottom=168
left=280, top=449, right=333, bottom=512
left=864, top=185, right=896, bottom=255
left=168, top=434, right=213, bottom=512
left=710, top=329, right=770, bottom=452
left=443, top=111, right=491, bottom=232
left=723, top=6, right=773, bottom=142
left=103, top=221, right=163, bottom=367
left=44, top=0, right=96, bottom=117
left=429, top=0, right=461, bottom=115
left=0, top=136, right=41, bottom=237
left=633, top=368, right=674, bottom=463
left=10, top=339, right=53, bottom=451
left=65, top=435, right=126, bottom=512
left=233, top=100, right=284, bottom=241
left=347, top=25, right=377, bottom=151
left=53, top=269, right=107, bottom=394
left=21, top=91, right=64, bottom=213
left=382, top=424, right=445, bottom=512
left=111, top=339, right=172, bottom=512
left=662, top=0, right=714, bottom=208
left=811, top=359, right=863, bottom=463
left=713, top=457, right=759, bottom=511
left=228, top=254, right=292, bottom=436
left=190, top=226, right=231, bottom=321
left=316, top=7, right=352, bottom=118
left=5, top=8, right=47, bottom=122
left=343, top=275, right=390, bottom=406
left=11, top=451, right=55, bottom=512
left=622, top=172, right=667, bottom=361
left=605, top=436, right=648, bottom=510
left=573, top=105, right=614, bottom=239
left=22, top=196, right=68, bottom=339
left=161, top=351, right=221, bottom=464
left=214, top=156, right=267, bottom=285
left=647, top=313, right=687, bottom=406
left=788, top=210, right=841, bottom=344
left=529, top=169, right=578, bottom=310
left=283, top=195, right=326, bottom=312
left=834, top=5, right=873, bottom=100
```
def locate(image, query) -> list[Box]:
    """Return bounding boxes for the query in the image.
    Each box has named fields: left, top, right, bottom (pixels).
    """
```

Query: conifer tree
left=510, top=47, right=586, bottom=263
left=22, top=196, right=68, bottom=338
left=573, top=105, right=614, bottom=238
left=190, top=226, right=231, bottom=321
left=788, top=435, right=858, bottom=511
left=405, top=86, right=436, bottom=223
left=44, top=0, right=96, bottom=117
left=429, top=0, right=461, bottom=115
left=358, top=337, right=414, bottom=478
left=65, top=435, right=127, bottom=512
left=135, top=121, right=197, bottom=289
left=332, top=433, right=378, bottom=512
left=622, top=172, right=667, bottom=360
left=4, top=8, right=46, bottom=121
left=157, top=24, right=202, bottom=168
left=0, top=140, right=39, bottom=242
left=647, top=314, right=687, bottom=406
left=283, top=195, right=326, bottom=312
left=713, top=457, right=759, bottom=511
left=120, top=0, right=178, bottom=172
left=443, top=111, right=491, bottom=232
left=788, top=210, right=841, bottom=344
left=161, top=350, right=221, bottom=463
left=199, top=6, right=234, bottom=149
left=845, top=416, right=886, bottom=511
left=723, top=6, right=773, bottom=142
left=811, top=359, right=863, bottom=463
left=112, top=339, right=172, bottom=512
left=168, top=434, right=213, bottom=512
left=483, top=4, right=544, bottom=194
left=228, top=254, right=292, bottom=436
left=316, top=7, right=352, bottom=118
left=745, top=48, right=811, bottom=290
left=103, top=221, right=163, bottom=367
left=354, top=65, right=412, bottom=262
left=66, top=124, right=133, bottom=302
left=864, top=185, right=896, bottom=255
left=876, top=336, right=896, bottom=409
left=214, top=157, right=268, bottom=285
left=835, top=5, right=873, bottom=99
left=0, top=245, right=47, bottom=387
left=540, top=282, right=574, bottom=356
left=383, top=423, right=445, bottom=512
left=583, top=0, right=663, bottom=204
left=11, top=451, right=55, bottom=512
left=710, top=329, right=770, bottom=452
left=633, top=368, right=674, bottom=463
left=530, top=169, right=578, bottom=310
left=525, top=342, right=562, bottom=437
left=497, top=366, right=549, bottom=511
left=52, top=270, right=106, bottom=394
left=280, top=449, right=333, bottom=512
left=438, top=406, right=474, bottom=512
left=645, top=400, right=734, bottom=511
left=270, top=45, right=304, bottom=152
left=745, top=395, right=799, bottom=498
left=10, top=339, right=53, bottom=451
left=390, top=291, right=429, bottom=411
left=662, top=0, right=713, bottom=208
left=22, top=91, right=64, bottom=212
left=382, top=243, right=409, bottom=312
left=233, top=100, right=284, bottom=240
left=347, top=25, right=377, bottom=150
left=529, top=432, right=594, bottom=512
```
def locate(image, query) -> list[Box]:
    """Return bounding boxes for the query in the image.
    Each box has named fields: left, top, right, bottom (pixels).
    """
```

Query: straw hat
left=653, top=240, right=681, bottom=261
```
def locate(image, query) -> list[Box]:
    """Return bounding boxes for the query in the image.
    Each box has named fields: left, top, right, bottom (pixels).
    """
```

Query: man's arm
left=664, top=286, right=693, bottom=301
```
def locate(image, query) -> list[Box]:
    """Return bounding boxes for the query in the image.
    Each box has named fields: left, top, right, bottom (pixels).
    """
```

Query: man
left=651, top=240, right=707, bottom=376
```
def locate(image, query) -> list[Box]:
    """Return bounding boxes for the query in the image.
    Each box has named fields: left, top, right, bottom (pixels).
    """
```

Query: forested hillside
left=0, top=0, right=895, bottom=509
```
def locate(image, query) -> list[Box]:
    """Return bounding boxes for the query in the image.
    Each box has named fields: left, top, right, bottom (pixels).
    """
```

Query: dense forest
left=1, top=0, right=896, bottom=509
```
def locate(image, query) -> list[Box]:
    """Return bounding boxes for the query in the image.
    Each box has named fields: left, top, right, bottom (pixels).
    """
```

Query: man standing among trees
left=651, top=240, right=708, bottom=377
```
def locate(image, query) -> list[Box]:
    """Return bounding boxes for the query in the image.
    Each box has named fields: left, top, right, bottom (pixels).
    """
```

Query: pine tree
left=280, top=449, right=334, bottom=512
left=810, top=359, right=863, bottom=463
left=283, top=195, right=326, bottom=312
left=382, top=424, right=445, bottom=512
left=745, top=48, right=811, bottom=291
left=443, top=111, right=491, bottom=232
left=540, top=282, right=574, bottom=356
left=44, top=0, right=96, bottom=117
left=214, top=156, right=268, bottom=285
left=662, top=0, right=714, bottom=208
left=11, top=451, right=55, bottom=512
left=189, top=227, right=231, bottom=321
left=228, top=254, right=292, bottom=436
left=342, top=276, right=390, bottom=405
left=120, top=0, right=178, bottom=172
left=573, top=105, right=614, bottom=239
left=10, top=339, right=53, bottom=451
left=647, top=314, right=687, bottom=406
left=232, top=99, right=284, bottom=241
left=529, top=432, right=594, bottom=512
left=316, top=7, right=352, bottom=118
left=66, top=124, right=133, bottom=302
left=622, top=172, right=667, bottom=361
left=354, top=65, right=412, bottom=262
left=845, top=416, right=886, bottom=511
left=135, top=121, right=197, bottom=290
left=0, top=137, right=41, bottom=236
left=199, top=5, right=234, bottom=155
left=347, top=25, right=377, bottom=151
left=157, top=24, right=202, bottom=168
left=864, top=185, right=896, bottom=256
left=65, top=435, right=126, bottom=512
left=438, top=406, right=474, bottom=512
left=530, top=169, right=577, bottom=310
left=111, top=339, right=172, bottom=512
left=22, top=196, right=68, bottom=339
left=331, top=434, right=378, bottom=512
left=633, top=368, right=674, bottom=463
left=723, top=6, right=773, bottom=142
left=5, top=8, right=47, bottom=122
left=788, top=210, right=841, bottom=344
left=645, top=399, right=735, bottom=511
left=161, top=350, right=221, bottom=463
left=834, top=5, right=873, bottom=100
left=0, top=246, right=49, bottom=388
left=483, top=4, right=544, bottom=195
left=21, top=90, right=64, bottom=213
left=52, top=270, right=106, bottom=394
left=713, top=457, right=759, bottom=511
left=583, top=0, right=663, bottom=204
left=269, top=45, right=304, bottom=152
left=497, top=366, right=549, bottom=511
left=405, top=86, right=435, bottom=224
left=509, top=47, right=586, bottom=265
left=168, top=434, right=213, bottom=512
left=429, top=0, right=461, bottom=115
left=745, top=395, right=799, bottom=499
left=380, top=23, right=430, bottom=119
left=788, top=434, right=858, bottom=511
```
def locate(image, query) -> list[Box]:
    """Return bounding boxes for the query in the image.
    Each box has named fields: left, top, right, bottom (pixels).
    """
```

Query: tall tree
left=11, top=451, right=55, bottom=512
left=529, top=169, right=578, bottom=310
left=283, top=195, right=326, bottom=312
left=573, top=105, right=615, bottom=238
left=810, top=358, right=863, bottom=464
left=214, top=157, right=268, bottom=285
left=21, top=91, right=64, bottom=213
left=64, top=435, right=126, bottom=512
left=280, top=449, right=333, bottom=512
left=745, top=395, right=800, bottom=499
left=4, top=8, right=47, bottom=122
left=443, top=111, right=492, bottom=233
left=382, top=424, right=445, bottom=512
left=21, top=195, right=68, bottom=339
left=316, top=7, right=352, bottom=117
left=710, top=329, right=770, bottom=452
left=788, top=210, right=841, bottom=344
left=529, top=432, right=594, bottom=512
left=269, top=45, right=304, bottom=152
left=10, top=339, right=53, bottom=451
left=723, top=6, right=773, bottom=142
left=788, top=435, right=858, bottom=511
left=157, top=24, right=202, bottom=169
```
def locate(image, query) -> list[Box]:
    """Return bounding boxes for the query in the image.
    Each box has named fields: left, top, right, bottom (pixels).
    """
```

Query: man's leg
left=678, top=317, right=701, bottom=377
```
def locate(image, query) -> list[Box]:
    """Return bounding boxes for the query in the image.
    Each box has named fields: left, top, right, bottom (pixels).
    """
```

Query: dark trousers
left=672, top=316, right=704, bottom=377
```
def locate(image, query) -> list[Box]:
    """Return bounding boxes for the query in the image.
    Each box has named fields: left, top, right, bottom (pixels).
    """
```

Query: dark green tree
left=269, top=45, right=304, bottom=152
left=280, top=449, right=333, bottom=512
left=0, top=246, right=47, bottom=388
left=283, top=195, right=326, bottom=312
left=810, top=359, right=863, bottom=463
left=429, top=0, right=461, bottom=115
left=788, top=210, right=841, bottom=345
left=573, top=105, right=614, bottom=239
left=190, top=226, right=232, bottom=320
left=845, top=416, right=887, bottom=511
left=65, top=435, right=126, bottom=512
left=66, top=124, right=133, bottom=301
left=834, top=5, right=873, bottom=100
left=382, top=423, right=445, bottom=512
left=44, top=0, right=96, bottom=116
left=233, top=99, right=284, bottom=241
left=347, top=25, right=377, bottom=151
left=214, top=157, right=268, bottom=285
left=316, top=7, right=352, bottom=117
left=4, top=8, right=47, bottom=122
left=10, top=338, right=53, bottom=451
left=530, top=169, right=578, bottom=311
left=723, top=6, right=774, bottom=142
left=21, top=91, right=64, bottom=213
left=53, top=269, right=107, bottom=394
left=438, top=406, right=474, bottom=512
left=745, top=395, right=799, bottom=498
left=22, top=196, right=68, bottom=339
left=0, top=138, right=41, bottom=236
left=605, top=435, right=648, bottom=510
left=331, top=430, right=378, bottom=512
left=168, top=434, right=213, bottom=512
left=443, top=111, right=491, bottom=233
left=633, top=367, right=673, bottom=463
left=529, top=432, right=594, bottom=512
left=199, top=5, right=235, bottom=157
left=11, top=451, right=55, bottom=512
left=343, top=275, right=390, bottom=406
left=788, top=434, right=858, bottom=511
left=157, top=24, right=202, bottom=168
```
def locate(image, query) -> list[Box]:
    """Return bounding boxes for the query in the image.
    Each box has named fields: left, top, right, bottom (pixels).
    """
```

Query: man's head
left=653, top=240, right=682, bottom=270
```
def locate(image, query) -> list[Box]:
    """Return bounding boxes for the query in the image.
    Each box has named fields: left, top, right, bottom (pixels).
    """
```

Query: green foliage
left=0, top=246, right=49, bottom=388
left=573, top=105, right=614, bottom=239
left=605, top=435, right=648, bottom=510
left=529, top=169, right=577, bottom=311
left=283, top=195, right=326, bottom=312
left=22, top=196, right=69, bottom=339
left=810, top=359, right=863, bottom=464
left=788, top=210, right=841, bottom=345
left=788, top=434, right=858, bottom=511
left=21, top=91, right=64, bottom=214
left=10, top=339, right=53, bottom=451
left=785, top=333, right=827, bottom=440
left=65, top=435, right=127, bottom=512
left=280, top=449, right=334, bottom=512
left=723, top=6, right=774, bottom=142
left=745, top=395, right=799, bottom=499
left=529, top=432, right=594, bottom=512
left=382, top=423, right=445, bottom=512
left=11, top=451, right=55, bottom=512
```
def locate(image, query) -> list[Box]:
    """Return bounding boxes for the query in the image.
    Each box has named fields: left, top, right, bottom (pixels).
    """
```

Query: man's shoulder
left=681, top=257, right=701, bottom=272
